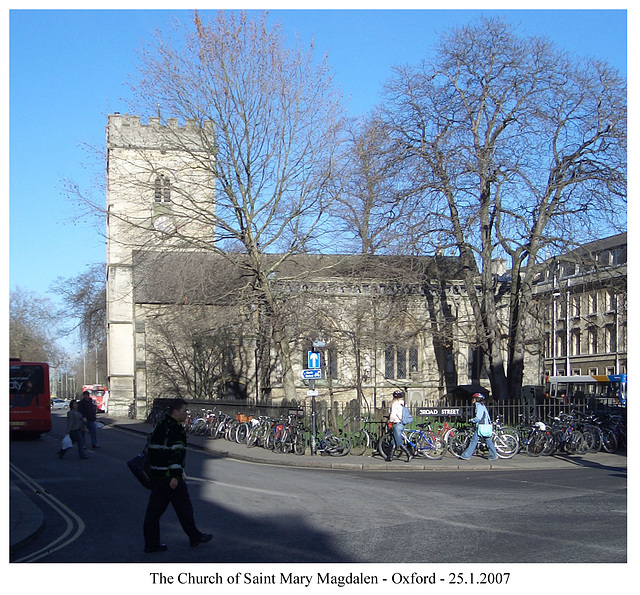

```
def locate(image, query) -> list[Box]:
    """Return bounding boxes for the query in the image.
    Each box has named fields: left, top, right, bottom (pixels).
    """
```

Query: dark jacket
left=78, top=397, right=97, bottom=422
left=147, top=414, right=187, bottom=479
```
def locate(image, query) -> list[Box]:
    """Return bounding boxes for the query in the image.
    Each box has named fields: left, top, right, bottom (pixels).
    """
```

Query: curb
left=10, top=481, right=46, bottom=552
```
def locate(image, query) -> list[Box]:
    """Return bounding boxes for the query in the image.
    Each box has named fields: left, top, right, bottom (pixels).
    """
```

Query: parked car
left=51, top=398, right=68, bottom=410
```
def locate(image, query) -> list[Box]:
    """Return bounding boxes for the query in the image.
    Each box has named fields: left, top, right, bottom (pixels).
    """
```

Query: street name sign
left=416, top=407, right=463, bottom=417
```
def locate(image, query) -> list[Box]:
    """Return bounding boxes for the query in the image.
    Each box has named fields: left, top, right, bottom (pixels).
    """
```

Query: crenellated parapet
left=107, top=112, right=213, bottom=152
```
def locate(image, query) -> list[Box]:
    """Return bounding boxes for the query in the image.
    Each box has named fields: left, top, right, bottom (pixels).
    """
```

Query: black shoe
left=144, top=543, right=168, bottom=553
left=92, top=445, right=100, bottom=449
left=191, top=533, right=213, bottom=547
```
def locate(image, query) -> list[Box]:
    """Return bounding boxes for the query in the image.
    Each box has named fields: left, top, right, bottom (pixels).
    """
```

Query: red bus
left=82, top=384, right=108, bottom=413
left=10, top=359, right=52, bottom=437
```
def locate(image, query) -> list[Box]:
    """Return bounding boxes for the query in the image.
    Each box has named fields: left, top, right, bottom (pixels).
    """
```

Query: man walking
left=78, top=390, right=100, bottom=449
left=143, top=397, right=213, bottom=553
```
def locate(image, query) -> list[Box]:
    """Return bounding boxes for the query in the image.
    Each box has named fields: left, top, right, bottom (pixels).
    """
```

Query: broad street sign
left=416, top=407, right=463, bottom=417
left=301, top=369, right=322, bottom=380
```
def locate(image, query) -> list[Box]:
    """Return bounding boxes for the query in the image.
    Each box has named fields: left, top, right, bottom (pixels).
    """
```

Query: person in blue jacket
left=459, top=393, right=498, bottom=461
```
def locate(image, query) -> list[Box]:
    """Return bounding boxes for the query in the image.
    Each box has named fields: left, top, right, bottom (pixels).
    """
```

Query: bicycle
left=545, top=413, right=587, bottom=455
left=376, top=422, right=412, bottom=462
left=450, top=417, right=518, bottom=459
left=313, top=428, right=351, bottom=456
left=515, top=414, right=553, bottom=457
left=405, top=423, right=447, bottom=459
left=346, top=418, right=379, bottom=456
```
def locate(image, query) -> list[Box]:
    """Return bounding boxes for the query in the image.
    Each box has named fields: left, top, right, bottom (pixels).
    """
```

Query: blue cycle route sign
left=301, top=369, right=322, bottom=380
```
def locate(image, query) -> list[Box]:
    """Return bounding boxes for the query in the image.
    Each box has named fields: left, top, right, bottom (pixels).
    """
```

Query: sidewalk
left=10, top=415, right=627, bottom=553
left=110, top=416, right=627, bottom=473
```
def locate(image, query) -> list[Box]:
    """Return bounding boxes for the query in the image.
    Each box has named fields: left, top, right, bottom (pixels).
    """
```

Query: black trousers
left=143, top=476, right=201, bottom=546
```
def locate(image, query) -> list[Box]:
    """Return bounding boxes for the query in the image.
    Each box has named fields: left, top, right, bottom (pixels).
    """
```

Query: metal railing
left=149, top=396, right=625, bottom=433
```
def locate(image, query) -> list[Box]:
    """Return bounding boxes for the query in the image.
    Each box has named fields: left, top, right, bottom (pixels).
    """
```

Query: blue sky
left=8, top=7, right=628, bottom=344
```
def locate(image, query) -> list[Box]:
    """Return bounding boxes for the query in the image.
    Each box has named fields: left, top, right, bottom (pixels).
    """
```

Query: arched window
left=154, top=174, right=171, bottom=203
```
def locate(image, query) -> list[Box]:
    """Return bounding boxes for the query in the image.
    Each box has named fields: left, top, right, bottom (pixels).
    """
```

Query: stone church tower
left=105, top=113, right=214, bottom=417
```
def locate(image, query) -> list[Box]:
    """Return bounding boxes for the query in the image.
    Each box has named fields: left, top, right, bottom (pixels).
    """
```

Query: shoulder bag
left=127, top=447, right=151, bottom=489
left=477, top=408, right=493, bottom=438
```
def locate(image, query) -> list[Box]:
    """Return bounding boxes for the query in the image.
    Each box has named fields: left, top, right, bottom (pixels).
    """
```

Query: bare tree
left=105, top=10, right=345, bottom=401
left=379, top=18, right=626, bottom=398
left=328, top=115, right=412, bottom=255
left=51, top=264, right=106, bottom=347
left=9, top=287, right=63, bottom=364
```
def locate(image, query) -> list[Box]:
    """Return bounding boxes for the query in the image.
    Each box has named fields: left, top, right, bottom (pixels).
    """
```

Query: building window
left=605, top=324, right=617, bottom=353
left=571, top=295, right=581, bottom=318
left=556, top=331, right=566, bottom=357
left=544, top=333, right=551, bottom=358
left=571, top=329, right=581, bottom=356
left=588, top=327, right=598, bottom=354
left=385, top=345, right=418, bottom=380
left=154, top=174, right=171, bottom=202
left=384, top=346, right=395, bottom=379
left=587, top=293, right=598, bottom=315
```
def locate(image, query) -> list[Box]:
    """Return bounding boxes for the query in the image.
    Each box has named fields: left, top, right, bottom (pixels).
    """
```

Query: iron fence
left=151, top=395, right=624, bottom=433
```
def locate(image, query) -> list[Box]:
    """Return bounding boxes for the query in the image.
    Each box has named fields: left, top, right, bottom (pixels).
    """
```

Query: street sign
left=417, top=407, right=463, bottom=417
left=301, top=369, right=322, bottom=380
left=307, top=351, right=321, bottom=369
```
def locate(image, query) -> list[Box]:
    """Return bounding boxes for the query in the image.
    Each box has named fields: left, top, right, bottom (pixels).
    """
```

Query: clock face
left=154, top=215, right=175, bottom=233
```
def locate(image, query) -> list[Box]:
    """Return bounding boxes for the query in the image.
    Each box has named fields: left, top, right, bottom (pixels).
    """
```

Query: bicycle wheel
left=264, top=429, right=277, bottom=450
left=348, top=429, right=370, bottom=456
left=419, top=434, right=447, bottom=460
left=192, top=421, right=208, bottom=436
left=235, top=422, right=250, bottom=444
left=276, top=431, right=293, bottom=454
left=525, top=431, right=548, bottom=457
left=581, top=426, right=600, bottom=452
left=442, top=427, right=458, bottom=448
left=377, top=433, right=395, bottom=459
left=325, top=436, right=350, bottom=456
left=600, top=428, right=619, bottom=453
left=292, top=428, right=307, bottom=455
left=494, top=431, right=518, bottom=459
left=449, top=432, right=471, bottom=458
left=564, top=430, right=585, bottom=454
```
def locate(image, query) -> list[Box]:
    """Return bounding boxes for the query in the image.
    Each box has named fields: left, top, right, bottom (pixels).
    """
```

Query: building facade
left=105, top=113, right=627, bottom=418
left=531, top=233, right=627, bottom=381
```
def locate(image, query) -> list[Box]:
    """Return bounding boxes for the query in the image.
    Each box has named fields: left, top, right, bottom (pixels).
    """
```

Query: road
left=10, top=411, right=626, bottom=566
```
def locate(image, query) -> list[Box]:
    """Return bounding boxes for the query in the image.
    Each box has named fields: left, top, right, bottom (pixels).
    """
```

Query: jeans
left=143, top=477, right=202, bottom=547
left=392, top=423, right=405, bottom=448
left=69, top=428, right=87, bottom=458
left=461, top=429, right=498, bottom=460
left=85, top=420, right=99, bottom=447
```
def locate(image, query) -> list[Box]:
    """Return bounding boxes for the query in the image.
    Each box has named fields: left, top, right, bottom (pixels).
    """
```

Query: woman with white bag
left=58, top=400, right=89, bottom=459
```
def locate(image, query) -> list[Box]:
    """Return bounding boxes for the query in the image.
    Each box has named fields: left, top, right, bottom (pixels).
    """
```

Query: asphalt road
left=10, top=411, right=626, bottom=567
